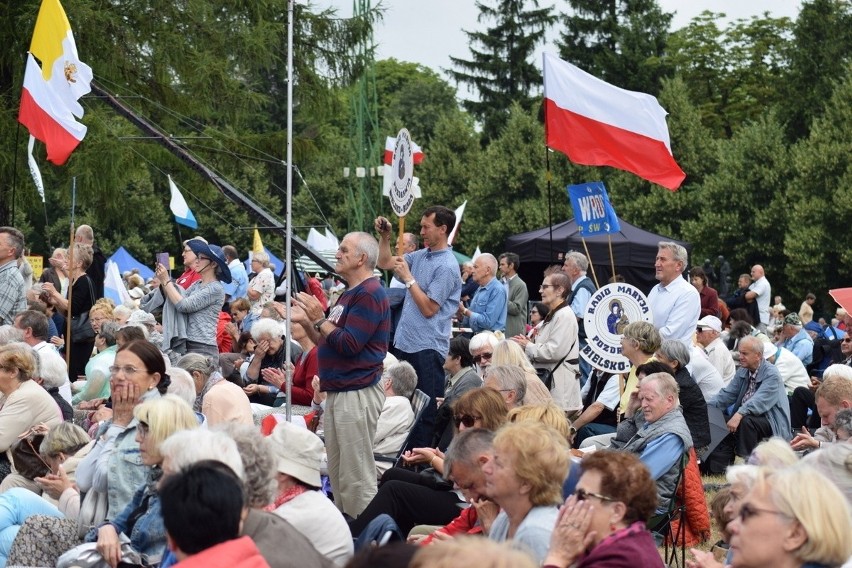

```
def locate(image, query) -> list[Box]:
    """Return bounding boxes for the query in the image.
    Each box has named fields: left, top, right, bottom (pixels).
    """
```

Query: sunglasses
left=453, top=414, right=480, bottom=428
left=737, top=503, right=786, bottom=522
left=843, top=338, right=852, bottom=343
left=575, top=488, right=615, bottom=502
left=473, top=352, right=493, bottom=364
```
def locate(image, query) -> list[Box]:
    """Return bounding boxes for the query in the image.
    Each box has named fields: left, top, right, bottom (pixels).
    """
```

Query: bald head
left=473, top=254, right=497, bottom=286
left=75, top=225, right=94, bottom=244
left=750, top=265, right=765, bottom=279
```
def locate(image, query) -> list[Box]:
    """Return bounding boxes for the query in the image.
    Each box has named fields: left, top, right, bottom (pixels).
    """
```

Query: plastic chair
left=647, top=451, right=690, bottom=567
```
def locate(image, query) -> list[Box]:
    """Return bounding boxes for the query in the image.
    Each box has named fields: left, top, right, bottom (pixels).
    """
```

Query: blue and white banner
left=168, top=175, right=198, bottom=229
left=567, top=181, right=620, bottom=236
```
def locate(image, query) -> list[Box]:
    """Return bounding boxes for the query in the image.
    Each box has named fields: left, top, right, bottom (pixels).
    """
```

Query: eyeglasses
left=472, top=352, right=492, bottom=364
left=539, top=284, right=555, bottom=290
left=737, top=503, right=787, bottom=523
left=843, top=338, right=852, bottom=343
left=575, top=488, right=615, bottom=502
left=695, top=327, right=708, bottom=333
left=137, top=422, right=150, bottom=438
left=453, top=414, right=481, bottom=428
left=109, top=365, right=145, bottom=376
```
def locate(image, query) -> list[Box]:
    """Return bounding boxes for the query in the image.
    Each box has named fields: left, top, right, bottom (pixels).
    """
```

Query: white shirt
left=273, top=490, right=354, bottom=566
left=749, top=276, right=771, bottom=326
left=703, top=336, right=736, bottom=384
left=648, top=275, right=700, bottom=346
left=33, top=341, right=72, bottom=403
left=579, top=371, right=620, bottom=410
left=686, top=345, right=725, bottom=401
left=768, top=346, right=810, bottom=393
left=373, top=396, right=414, bottom=477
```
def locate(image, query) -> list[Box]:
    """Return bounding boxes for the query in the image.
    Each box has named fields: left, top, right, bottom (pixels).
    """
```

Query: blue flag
left=168, top=175, right=198, bottom=229
left=567, top=181, right=620, bottom=236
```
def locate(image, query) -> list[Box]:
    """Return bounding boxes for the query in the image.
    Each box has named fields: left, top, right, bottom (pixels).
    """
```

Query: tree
left=667, top=11, right=793, bottom=138
left=784, top=65, right=852, bottom=297
left=780, top=0, right=852, bottom=140
left=448, top=0, right=556, bottom=142
left=558, top=0, right=673, bottom=95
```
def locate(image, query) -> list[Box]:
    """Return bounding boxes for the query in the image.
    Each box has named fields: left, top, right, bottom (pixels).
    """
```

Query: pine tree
left=448, top=0, right=556, bottom=142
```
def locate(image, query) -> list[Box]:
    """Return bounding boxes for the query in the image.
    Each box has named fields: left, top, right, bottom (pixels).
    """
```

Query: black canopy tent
left=504, top=217, right=692, bottom=295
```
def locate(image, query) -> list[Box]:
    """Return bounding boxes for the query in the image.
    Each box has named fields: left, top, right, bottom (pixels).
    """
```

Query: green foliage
left=558, top=0, right=674, bottom=94
left=448, top=0, right=556, bottom=142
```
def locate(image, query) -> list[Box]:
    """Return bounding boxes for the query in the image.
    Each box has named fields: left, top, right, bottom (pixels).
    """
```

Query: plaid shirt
left=0, top=261, right=26, bottom=325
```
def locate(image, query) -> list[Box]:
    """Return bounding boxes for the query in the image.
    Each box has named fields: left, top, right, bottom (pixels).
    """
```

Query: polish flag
left=543, top=52, right=685, bottom=191
left=383, top=136, right=425, bottom=165
left=18, top=0, right=92, bottom=166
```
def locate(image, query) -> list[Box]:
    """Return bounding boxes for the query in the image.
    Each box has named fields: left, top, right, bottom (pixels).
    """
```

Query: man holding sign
left=376, top=206, right=462, bottom=448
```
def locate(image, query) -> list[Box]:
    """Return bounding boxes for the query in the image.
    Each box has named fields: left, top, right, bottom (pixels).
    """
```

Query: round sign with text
left=389, top=128, right=415, bottom=217
left=581, top=283, right=653, bottom=374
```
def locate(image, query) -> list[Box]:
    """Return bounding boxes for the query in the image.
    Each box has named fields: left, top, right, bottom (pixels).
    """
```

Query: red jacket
left=420, top=506, right=482, bottom=545
left=175, top=536, right=270, bottom=568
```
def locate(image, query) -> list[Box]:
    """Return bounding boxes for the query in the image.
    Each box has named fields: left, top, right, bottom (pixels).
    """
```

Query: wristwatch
left=313, top=318, right=327, bottom=331
left=405, top=279, right=417, bottom=289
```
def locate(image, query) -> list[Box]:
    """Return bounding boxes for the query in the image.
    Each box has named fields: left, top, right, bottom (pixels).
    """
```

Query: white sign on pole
left=580, top=283, right=653, bottom=373
left=389, top=128, right=415, bottom=217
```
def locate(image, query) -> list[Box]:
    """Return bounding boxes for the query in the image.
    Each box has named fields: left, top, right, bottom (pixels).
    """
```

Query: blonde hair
left=748, top=437, right=798, bottom=467
left=622, top=321, right=661, bottom=354
left=507, top=402, right=571, bottom=440
left=492, top=340, right=536, bottom=374
left=493, top=421, right=568, bottom=506
left=133, top=394, right=199, bottom=462
left=0, top=343, right=37, bottom=381
left=40, top=422, right=91, bottom=458
left=89, top=302, right=115, bottom=320
left=754, top=465, right=852, bottom=565
left=409, top=536, right=536, bottom=568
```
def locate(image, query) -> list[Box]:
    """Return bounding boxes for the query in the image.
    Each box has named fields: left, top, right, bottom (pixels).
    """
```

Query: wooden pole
left=64, top=178, right=77, bottom=369
left=396, top=216, right=405, bottom=256
left=608, top=234, right=617, bottom=283
left=580, top=237, right=600, bottom=289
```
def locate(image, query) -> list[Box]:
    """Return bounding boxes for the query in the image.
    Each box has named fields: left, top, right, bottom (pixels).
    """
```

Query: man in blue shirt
left=221, top=245, right=249, bottom=302
left=780, top=312, right=814, bottom=366
left=376, top=206, right=462, bottom=448
left=458, top=253, right=506, bottom=334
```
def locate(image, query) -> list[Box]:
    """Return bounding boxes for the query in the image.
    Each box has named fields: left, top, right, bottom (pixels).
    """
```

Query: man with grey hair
left=609, top=371, right=693, bottom=511
left=484, top=364, right=526, bottom=409
left=562, top=251, right=596, bottom=385
left=779, top=312, right=814, bottom=366
left=498, top=252, right=528, bottom=338
left=647, top=241, right=700, bottom=346
left=14, top=309, right=71, bottom=402
left=710, top=335, right=791, bottom=459
left=0, top=227, right=26, bottom=325
left=458, top=253, right=506, bottom=334
left=374, top=361, right=417, bottom=476
left=291, top=231, right=389, bottom=518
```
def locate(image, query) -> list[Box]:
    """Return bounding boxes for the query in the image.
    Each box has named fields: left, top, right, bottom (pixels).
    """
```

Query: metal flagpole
left=283, top=0, right=295, bottom=421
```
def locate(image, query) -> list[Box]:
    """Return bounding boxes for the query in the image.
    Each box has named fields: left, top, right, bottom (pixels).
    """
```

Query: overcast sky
left=315, top=0, right=801, bottom=89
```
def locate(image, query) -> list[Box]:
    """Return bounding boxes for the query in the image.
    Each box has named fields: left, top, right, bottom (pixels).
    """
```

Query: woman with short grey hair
left=248, top=252, right=275, bottom=317
left=176, top=353, right=252, bottom=426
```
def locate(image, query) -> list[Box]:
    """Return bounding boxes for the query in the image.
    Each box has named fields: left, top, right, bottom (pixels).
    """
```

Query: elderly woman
left=247, top=252, right=275, bottom=316
left=638, top=351, right=711, bottom=452
left=470, top=331, right=499, bottom=377
left=42, top=243, right=96, bottom=380
left=176, top=353, right=252, bottom=426
left=492, top=339, right=553, bottom=405
left=268, top=422, right=353, bottom=566
left=243, top=318, right=291, bottom=406
left=73, top=321, right=119, bottom=405
left=483, top=364, right=528, bottom=409
left=0, top=344, right=63, bottom=479
left=512, top=272, right=581, bottom=417
left=154, top=240, right=231, bottom=359
left=90, top=395, right=199, bottom=567
left=725, top=466, right=852, bottom=568
left=483, top=421, right=568, bottom=563
left=259, top=309, right=316, bottom=407
left=617, top=321, right=661, bottom=415
left=88, top=301, right=115, bottom=338
left=175, top=238, right=203, bottom=289
left=76, top=340, right=170, bottom=518
left=544, top=450, right=664, bottom=568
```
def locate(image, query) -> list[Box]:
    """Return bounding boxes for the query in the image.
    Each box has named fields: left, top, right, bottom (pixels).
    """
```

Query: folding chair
left=374, top=389, right=431, bottom=468
left=647, top=451, right=689, bottom=567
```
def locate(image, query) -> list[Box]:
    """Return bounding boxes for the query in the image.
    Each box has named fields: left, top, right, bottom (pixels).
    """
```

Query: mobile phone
left=156, top=252, right=170, bottom=271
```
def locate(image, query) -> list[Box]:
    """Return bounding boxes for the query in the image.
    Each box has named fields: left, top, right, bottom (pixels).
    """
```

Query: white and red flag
left=19, top=0, right=92, bottom=168
left=383, top=136, right=424, bottom=166
left=543, top=52, right=685, bottom=191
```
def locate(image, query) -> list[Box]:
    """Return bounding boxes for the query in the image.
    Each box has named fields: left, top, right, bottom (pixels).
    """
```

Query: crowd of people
left=0, top=211, right=849, bottom=568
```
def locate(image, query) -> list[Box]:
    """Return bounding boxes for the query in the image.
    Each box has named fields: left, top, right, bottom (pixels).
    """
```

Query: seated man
left=710, top=336, right=792, bottom=460
left=608, top=372, right=693, bottom=511
left=791, top=365, right=852, bottom=451
left=348, top=425, right=494, bottom=539
left=374, top=362, right=417, bottom=478
left=159, top=462, right=269, bottom=568
left=762, top=343, right=810, bottom=395
left=780, top=313, right=814, bottom=366
left=469, top=331, right=498, bottom=378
